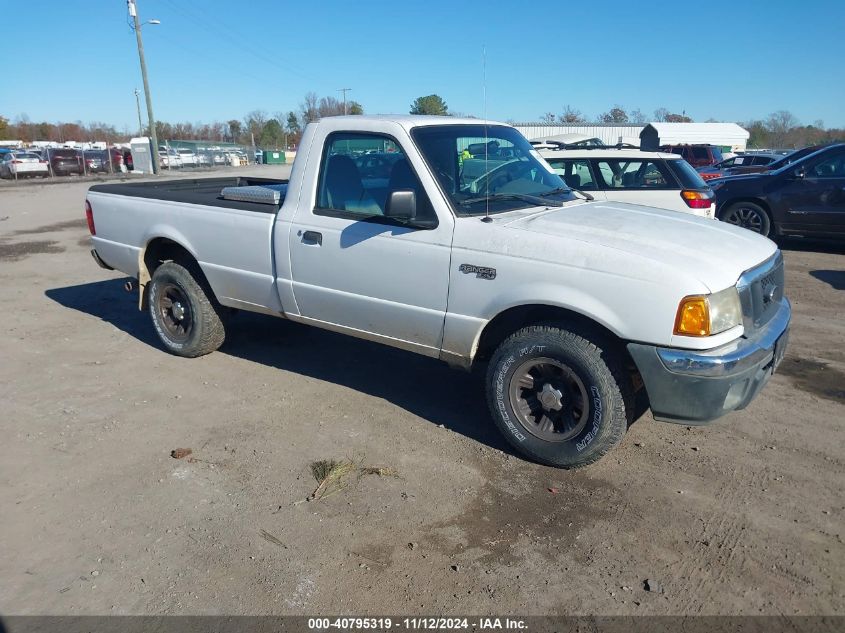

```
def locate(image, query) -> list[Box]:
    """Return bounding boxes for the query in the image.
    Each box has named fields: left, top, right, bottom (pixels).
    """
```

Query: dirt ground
left=0, top=173, right=843, bottom=617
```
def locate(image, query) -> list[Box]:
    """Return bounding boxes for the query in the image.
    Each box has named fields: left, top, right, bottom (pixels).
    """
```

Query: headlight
left=674, top=287, right=742, bottom=336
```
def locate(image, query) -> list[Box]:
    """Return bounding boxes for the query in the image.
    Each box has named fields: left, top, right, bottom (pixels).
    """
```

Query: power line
left=160, top=0, right=311, bottom=81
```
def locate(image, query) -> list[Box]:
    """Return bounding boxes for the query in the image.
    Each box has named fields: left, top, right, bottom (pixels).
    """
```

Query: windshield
left=411, top=124, right=576, bottom=215
left=769, top=145, right=833, bottom=175
left=767, top=146, right=822, bottom=171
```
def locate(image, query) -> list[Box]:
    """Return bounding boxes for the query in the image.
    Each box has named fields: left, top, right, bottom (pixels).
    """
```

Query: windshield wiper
left=571, top=188, right=594, bottom=201
left=538, top=186, right=594, bottom=202
left=538, top=187, right=570, bottom=197
left=460, top=192, right=565, bottom=208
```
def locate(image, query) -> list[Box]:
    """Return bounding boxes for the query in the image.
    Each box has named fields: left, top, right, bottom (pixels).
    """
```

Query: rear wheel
left=486, top=325, right=631, bottom=468
left=720, top=201, right=771, bottom=237
left=148, top=261, right=226, bottom=358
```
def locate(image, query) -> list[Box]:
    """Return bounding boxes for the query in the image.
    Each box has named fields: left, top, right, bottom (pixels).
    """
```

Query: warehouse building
left=514, top=122, right=750, bottom=153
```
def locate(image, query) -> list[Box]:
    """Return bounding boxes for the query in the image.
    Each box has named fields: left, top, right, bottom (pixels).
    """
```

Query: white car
left=176, top=148, right=198, bottom=167
left=536, top=144, right=715, bottom=218
left=0, top=152, right=49, bottom=179
left=158, top=148, right=182, bottom=169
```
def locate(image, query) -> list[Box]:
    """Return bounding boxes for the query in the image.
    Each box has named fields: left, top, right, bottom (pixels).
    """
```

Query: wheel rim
left=724, top=205, right=766, bottom=234
left=157, top=283, right=192, bottom=342
left=508, top=357, right=591, bottom=442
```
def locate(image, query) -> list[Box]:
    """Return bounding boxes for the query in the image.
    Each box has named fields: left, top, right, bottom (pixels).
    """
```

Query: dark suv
left=660, top=144, right=724, bottom=168
left=45, top=148, right=83, bottom=176
left=711, top=143, right=845, bottom=239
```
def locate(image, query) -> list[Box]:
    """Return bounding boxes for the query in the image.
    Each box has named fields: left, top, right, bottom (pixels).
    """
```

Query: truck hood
left=502, top=201, right=777, bottom=292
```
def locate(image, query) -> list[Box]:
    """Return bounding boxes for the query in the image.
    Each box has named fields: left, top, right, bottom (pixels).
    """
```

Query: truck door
left=286, top=131, right=454, bottom=356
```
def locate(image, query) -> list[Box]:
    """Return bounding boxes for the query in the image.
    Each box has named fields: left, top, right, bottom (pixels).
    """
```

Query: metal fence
left=162, top=140, right=260, bottom=170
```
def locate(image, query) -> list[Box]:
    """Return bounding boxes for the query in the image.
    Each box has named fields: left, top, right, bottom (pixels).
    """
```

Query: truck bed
left=89, top=176, right=288, bottom=214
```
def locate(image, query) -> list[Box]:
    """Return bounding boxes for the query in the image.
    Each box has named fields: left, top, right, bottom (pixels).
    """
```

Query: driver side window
left=315, top=133, right=435, bottom=222
left=810, top=153, right=845, bottom=178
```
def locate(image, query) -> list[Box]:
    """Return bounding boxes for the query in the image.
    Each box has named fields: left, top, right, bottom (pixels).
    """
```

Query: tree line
left=2, top=95, right=842, bottom=151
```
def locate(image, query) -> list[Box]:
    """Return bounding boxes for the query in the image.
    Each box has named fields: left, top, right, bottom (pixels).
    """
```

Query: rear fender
left=137, top=227, right=200, bottom=310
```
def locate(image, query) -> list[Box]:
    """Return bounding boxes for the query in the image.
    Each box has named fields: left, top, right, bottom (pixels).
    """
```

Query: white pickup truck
left=85, top=116, right=790, bottom=468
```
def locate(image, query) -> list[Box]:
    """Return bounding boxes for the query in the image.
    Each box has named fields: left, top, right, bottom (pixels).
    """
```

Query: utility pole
left=134, top=89, right=144, bottom=137
left=338, top=88, right=352, bottom=115
left=128, top=0, right=160, bottom=174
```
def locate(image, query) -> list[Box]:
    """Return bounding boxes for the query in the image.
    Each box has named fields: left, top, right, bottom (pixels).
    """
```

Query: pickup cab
left=85, top=116, right=791, bottom=468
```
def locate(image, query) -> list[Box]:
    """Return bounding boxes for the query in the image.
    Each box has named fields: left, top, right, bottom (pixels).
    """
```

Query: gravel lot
left=0, top=173, right=843, bottom=616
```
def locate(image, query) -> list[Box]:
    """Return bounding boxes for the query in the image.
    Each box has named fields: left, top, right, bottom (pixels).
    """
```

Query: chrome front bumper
left=627, top=299, right=791, bottom=424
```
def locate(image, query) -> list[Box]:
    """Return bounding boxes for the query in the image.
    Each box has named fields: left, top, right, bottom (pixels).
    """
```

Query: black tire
left=719, top=201, right=772, bottom=237
left=486, top=325, right=632, bottom=468
left=148, top=260, right=226, bottom=358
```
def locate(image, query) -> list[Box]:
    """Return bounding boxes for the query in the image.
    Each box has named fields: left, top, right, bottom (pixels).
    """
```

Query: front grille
left=738, top=252, right=785, bottom=333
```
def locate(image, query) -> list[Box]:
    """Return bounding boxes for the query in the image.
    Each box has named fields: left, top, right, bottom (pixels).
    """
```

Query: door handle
left=302, top=230, right=322, bottom=246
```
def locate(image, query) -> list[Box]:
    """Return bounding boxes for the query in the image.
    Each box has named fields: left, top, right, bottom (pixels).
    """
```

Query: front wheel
left=486, top=325, right=631, bottom=468
left=720, top=201, right=771, bottom=237
left=148, top=261, right=226, bottom=357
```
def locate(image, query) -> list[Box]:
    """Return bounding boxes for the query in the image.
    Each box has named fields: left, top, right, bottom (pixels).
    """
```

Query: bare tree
left=629, top=109, right=646, bottom=124
left=558, top=105, right=585, bottom=124
left=540, top=112, right=556, bottom=124
left=653, top=107, right=669, bottom=122
left=765, top=110, right=799, bottom=147
left=300, top=92, right=320, bottom=125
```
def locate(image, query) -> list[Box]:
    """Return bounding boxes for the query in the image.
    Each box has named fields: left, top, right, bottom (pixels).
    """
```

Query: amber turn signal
left=674, top=296, right=710, bottom=336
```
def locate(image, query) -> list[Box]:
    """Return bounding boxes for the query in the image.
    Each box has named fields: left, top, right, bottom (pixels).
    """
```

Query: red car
left=660, top=144, right=724, bottom=168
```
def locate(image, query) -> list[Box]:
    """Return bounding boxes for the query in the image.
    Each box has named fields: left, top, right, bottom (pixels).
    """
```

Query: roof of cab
left=322, top=114, right=509, bottom=129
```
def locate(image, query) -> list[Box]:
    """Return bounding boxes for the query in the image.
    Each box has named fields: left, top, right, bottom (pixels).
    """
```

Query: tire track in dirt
left=676, top=464, right=768, bottom=614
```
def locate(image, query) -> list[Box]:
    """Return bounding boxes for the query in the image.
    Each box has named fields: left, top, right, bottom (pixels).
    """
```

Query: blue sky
left=3, top=1, right=845, bottom=130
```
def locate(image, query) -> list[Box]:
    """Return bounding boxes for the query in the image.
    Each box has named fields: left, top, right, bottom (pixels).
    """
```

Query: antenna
left=481, top=45, right=492, bottom=223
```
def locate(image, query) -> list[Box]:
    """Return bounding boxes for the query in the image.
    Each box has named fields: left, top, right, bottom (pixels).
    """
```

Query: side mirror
left=386, top=190, right=416, bottom=221
left=791, top=167, right=805, bottom=180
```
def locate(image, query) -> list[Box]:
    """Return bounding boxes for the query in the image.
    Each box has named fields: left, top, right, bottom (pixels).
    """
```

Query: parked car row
left=1, top=141, right=269, bottom=178
left=158, top=146, right=252, bottom=169
left=0, top=147, right=129, bottom=178
left=697, top=146, right=824, bottom=181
